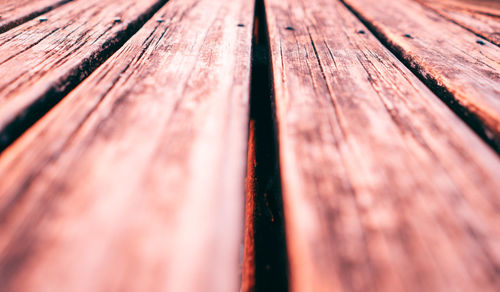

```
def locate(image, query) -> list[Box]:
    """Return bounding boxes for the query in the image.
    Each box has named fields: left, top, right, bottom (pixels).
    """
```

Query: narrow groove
left=0, top=0, right=169, bottom=154
left=0, top=0, right=74, bottom=34
left=338, top=0, right=500, bottom=154
left=0, top=28, right=61, bottom=67
left=413, top=0, right=500, bottom=47
left=242, top=0, right=289, bottom=291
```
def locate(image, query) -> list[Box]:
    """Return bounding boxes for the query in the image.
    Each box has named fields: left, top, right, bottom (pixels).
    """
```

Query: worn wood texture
left=265, top=0, right=500, bottom=291
left=0, top=0, right=254, bottom=290
left=417, top=0, right=500, bottom=46
left=418, top=0, right=500, bottom=17
left=0, top=0, right=72, bottom=34
left=0, top=0, right=166, bottom=150
left=342, top=0, right=500, bottom=149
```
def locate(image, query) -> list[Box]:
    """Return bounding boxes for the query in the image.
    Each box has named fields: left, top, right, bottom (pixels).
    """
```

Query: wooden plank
left=0, top=0, right=72, bottom=34
left=264, top=0, right=500, bottom=291
left=418, top=0, right=500, bottom=17
left=417, top=0, right=500, bottom=46
left=0, top=0, right=167, bottom=151
left=341, top=0, right=500, bottom=149
left=0, top=0, right=254, bottom=290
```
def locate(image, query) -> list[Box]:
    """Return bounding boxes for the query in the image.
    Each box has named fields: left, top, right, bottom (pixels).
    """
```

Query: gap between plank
left=242, top=0, right=289, bottom=290
left=0, top=0, right=74, bottom=34
left=413, top=0, right=500, bottom=48
left=338, top=0, right=500, bottom=155
left=0, top=0, right=169, bottom=154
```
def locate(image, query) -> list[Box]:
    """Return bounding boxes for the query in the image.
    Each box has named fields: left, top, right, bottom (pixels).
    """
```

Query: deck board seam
left=337, top=0, right=500, bottom=154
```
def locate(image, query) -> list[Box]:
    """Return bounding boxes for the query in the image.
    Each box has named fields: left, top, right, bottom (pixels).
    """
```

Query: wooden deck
left=0, top=0, right=499, bottom=291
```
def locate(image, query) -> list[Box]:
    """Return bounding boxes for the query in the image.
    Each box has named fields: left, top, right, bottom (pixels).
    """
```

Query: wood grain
left=417, top=0, right=500, bottom=17
left=417, top=0, right=500, bottom=46
left=0, top=0, right=72, bottom=34
left=0, top=0, right=167, bottom=151
left=0, top=0, right=254, bottom=290
left=342, top=0, right=500, bottom=150
left=264, top=0, right=500, bottom=290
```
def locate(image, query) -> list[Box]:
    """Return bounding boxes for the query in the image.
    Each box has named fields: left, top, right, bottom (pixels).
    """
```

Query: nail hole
left=238, top=23, right=245, bottom=27
left=403, top=34, right=413, bottom=39
left=156, top=19, right=164, bottom=23
left=113, top=18, right=122, bottom=24
left=39, top=17, right=48, bottom=22
left=358, top=29, right=365, bottom=34
left=476, top=40, right=485, bottom=45
left=285, top=26, right=294, bottom=31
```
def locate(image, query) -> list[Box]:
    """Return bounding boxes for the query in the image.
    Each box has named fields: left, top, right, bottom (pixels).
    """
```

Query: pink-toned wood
left=0, top=0, right=166, bottom=147
left=417, top=0, right=500, bottom=46
left=0, top=0, right=72, bottom=33
left=0, top=0, right=254, bottom=290
left=419, top=0, right=500, bottom=16
left=264, top=0, right=500, bottom=291
left=343, top=0, right=500, bottom=149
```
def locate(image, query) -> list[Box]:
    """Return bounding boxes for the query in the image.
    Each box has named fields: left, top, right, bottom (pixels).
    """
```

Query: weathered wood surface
left=0, top=0, right=254, bottom=290
left=342, top=0, right=500, bottom=149
left=418, top=0, right=500, bottom=17
left=417, top=0, right=500, bottom=46
left=265, top=0, right=500, bottom=291
left=0, top=0, right=166, bottom=151
left=0, top=0, right=72, bottom=34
